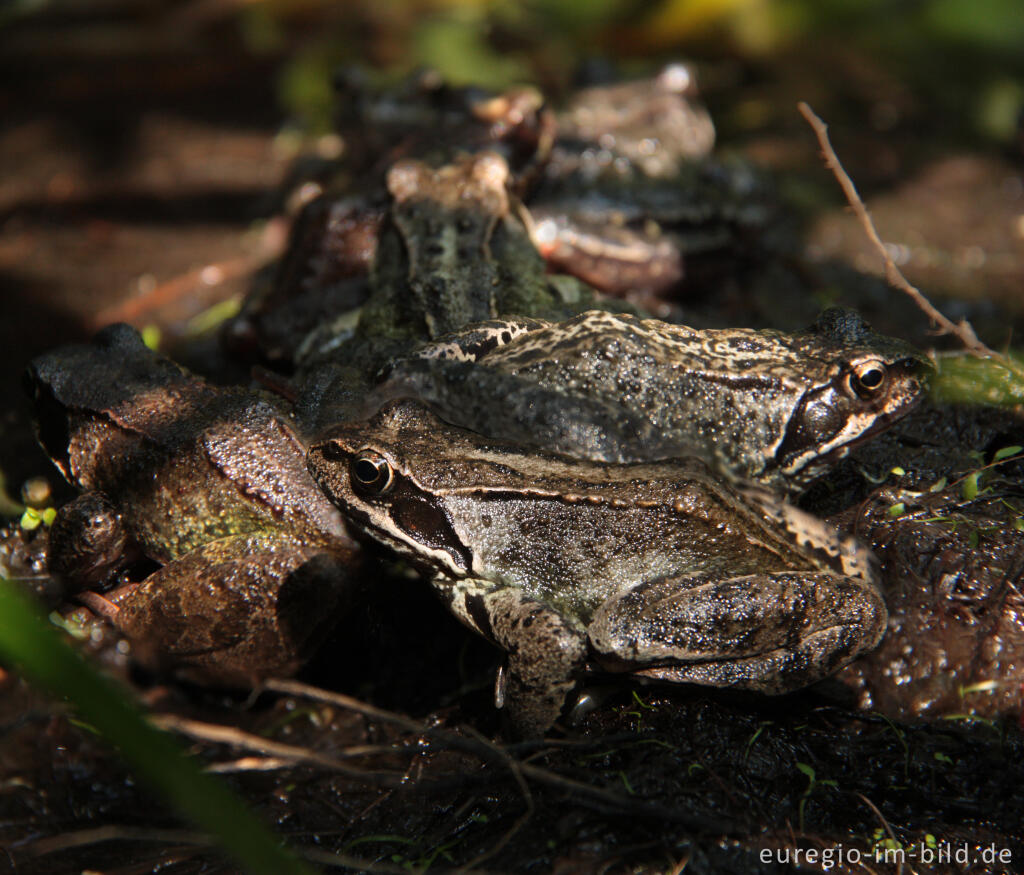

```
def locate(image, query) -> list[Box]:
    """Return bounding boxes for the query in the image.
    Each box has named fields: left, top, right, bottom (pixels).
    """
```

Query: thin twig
left=456, top=724, right=534, bottom=872
left=14, top=824, right=477, bottom=875
left=13, top=826, right=211, bottom=859
left=856, top=793, right=904, bottom=875
left=797, top=101, right=1024, bottom=382
left=88, top=255, right=254, bottom=330
left=150, top=713, right=407, bottom=786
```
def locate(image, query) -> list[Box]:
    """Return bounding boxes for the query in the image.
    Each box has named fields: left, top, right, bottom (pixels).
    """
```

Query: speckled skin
left=304, top=153, right=592, bottom=367
left=309, top=401, right=887, bottom=736
left=381, top=308, right=926, bottom=492
left=26, top=324, right=361, bottom=682
left=552, top=62, right=715, bottom=179
left=292, top=151, right=609, bottom=432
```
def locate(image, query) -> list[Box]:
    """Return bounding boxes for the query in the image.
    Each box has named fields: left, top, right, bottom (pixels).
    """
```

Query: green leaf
left=141, top=324, right=162, bottom=351
left=962, top=471, right=981, bottom=500
left=968, top=529, right=979, bottom=548
left=887, top=502, right=905, bottom=518
left=0, top=582, right=314, bottom=875
left=889, top=466, right=905, bottom=477
left=796, top=762, right=816, bottom=781
left=19, top=508, right=42, bottom=530
left=993, top=445, right=1023, bottom=463
left=929, top=476, right=948, bottom=493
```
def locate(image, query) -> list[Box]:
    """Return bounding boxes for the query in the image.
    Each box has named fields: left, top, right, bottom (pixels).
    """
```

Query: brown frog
left=25, top=324, right=362, bottom=684
left=309, top=401, right=887, bottom=736
left=551, top=62, right=715, bottom=180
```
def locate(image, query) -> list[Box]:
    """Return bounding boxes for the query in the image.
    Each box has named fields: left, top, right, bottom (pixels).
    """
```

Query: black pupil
left=354, top=458, right=383, bottom=485
left=859, top=367, right=884, bottom=389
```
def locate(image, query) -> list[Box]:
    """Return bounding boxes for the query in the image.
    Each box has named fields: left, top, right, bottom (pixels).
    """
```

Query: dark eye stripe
left=390, top=494, right=471, bottom=571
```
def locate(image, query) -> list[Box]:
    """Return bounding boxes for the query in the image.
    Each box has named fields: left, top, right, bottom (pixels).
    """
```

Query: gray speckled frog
left=309, top=401, right=887, bottom=736
left=378, top=308, right=927, bottom=493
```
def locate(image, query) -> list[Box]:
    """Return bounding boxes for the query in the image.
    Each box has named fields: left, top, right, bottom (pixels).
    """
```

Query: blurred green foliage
left=237, top=0, right=1023, bottom=136
left=931, top=353, right=1024, bottom=407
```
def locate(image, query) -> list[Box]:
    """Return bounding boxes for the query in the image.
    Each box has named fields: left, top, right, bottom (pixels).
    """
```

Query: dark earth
left=2, top=4, right=1024, bottom=874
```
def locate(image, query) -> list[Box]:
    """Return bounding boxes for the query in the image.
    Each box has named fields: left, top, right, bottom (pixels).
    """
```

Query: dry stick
left=797, top=101, right=1024, bottom=382
left=149, top=713, right=407, bottom=786
left=15, top=826, right=212, bottom=860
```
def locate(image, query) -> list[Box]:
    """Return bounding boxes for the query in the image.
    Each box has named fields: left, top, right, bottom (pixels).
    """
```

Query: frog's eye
left=351, top=451, right=395, bottom=495
left=848, top=359, right=888, bottom=398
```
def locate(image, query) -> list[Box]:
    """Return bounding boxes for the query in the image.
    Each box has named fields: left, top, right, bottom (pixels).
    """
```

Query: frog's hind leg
left=587, top=571, right=887, bottom=694
left=438, top=578, right=588, bottom=737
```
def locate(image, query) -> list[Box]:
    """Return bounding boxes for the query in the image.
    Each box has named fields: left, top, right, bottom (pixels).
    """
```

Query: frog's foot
left=113, top=534, right=361, bottom=686
left=75, top=588, right=123, bottom=620
left=441, top=579, right=587, bottom=737
left=588, top=572, right=887, bottom=694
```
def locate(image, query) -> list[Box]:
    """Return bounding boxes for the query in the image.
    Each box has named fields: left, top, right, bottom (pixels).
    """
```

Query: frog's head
left=763, top=308, right=928, bottom=489
left=23, top=324, right=188, bottom=487
left=308, top=401, right=473, bottom=578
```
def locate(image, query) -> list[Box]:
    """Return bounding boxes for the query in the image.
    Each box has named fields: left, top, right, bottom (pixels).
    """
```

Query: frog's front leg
left=588, top=572, right=887, bottom=693
left=436, top=577, right=588, bottom=736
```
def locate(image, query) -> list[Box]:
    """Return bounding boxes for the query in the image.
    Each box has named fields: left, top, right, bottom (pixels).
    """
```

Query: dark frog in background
left=287, top=150, right=614, bottom=432
left=24, top=325, right=362, bottom=683
left=380, top=307, right=927, bottom=493
left=309, top=401, right=888, bottom=736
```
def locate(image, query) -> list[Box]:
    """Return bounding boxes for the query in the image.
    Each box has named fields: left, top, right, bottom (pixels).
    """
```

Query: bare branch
left=150, top=713, right=407, bottom=786
left=797, top=101, right=1024, bottom=383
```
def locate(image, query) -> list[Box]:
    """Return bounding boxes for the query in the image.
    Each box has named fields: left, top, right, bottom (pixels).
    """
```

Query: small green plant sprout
left=796, top=762, right=837, bottom=832
left=743, top=720, right=772, bottom=762
left=631, top=689, right=655, bottom=709
left=141, top=323, right=162, bottom=350
left=186, top=297, right=242, bottom=338
left=623, top=689, right=655, bottom=728
left=933, top=752, right=954, bottom=766
left=19, top=506, right=56, bottom=531
left=957, top=445, right=1022, bottom=502
left=959, top=678, right=1000, bottom=699
left=871, top=827, right=903, bottom=853
left=887, top=502, right=906, bottom=518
